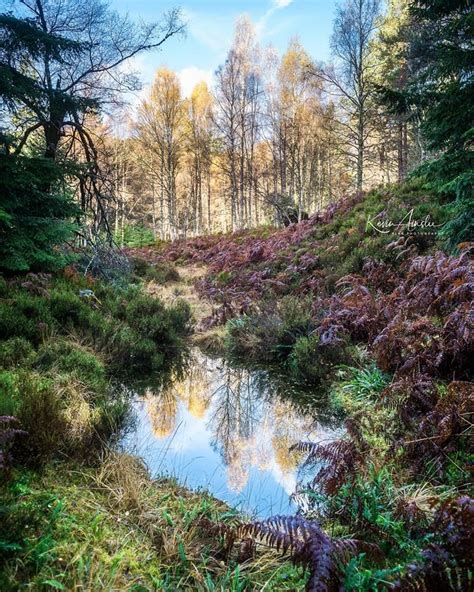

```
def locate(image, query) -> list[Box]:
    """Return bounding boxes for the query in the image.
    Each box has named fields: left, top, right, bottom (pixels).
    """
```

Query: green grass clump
left=0, top=367, right=126, bottom=462
left=0, top=274, right=191, bottom=381
left=36, top=340, right=107, bottom=393
left=330, top=363, right=391, bottom=414
left=226, top=296, right=316, bottom=365
left=0, top=370, right=69, bottom=460
left=0, top=271, right=191, bottom=464
left=226, top=296, right=348, bottom=386
left=288, top=333, right=348, bottom=385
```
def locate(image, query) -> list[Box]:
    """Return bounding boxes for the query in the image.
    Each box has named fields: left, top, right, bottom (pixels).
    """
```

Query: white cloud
left=184, top=8, right=232, bottom=55
left=178, top=66, right=213, bottom=98
left=256, top=0, right=295, bottom=38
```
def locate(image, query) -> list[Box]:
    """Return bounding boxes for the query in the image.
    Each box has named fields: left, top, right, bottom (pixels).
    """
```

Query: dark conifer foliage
left=0, top=155, right=80, bottom=271
left=397, top=0, right=474, bottom=248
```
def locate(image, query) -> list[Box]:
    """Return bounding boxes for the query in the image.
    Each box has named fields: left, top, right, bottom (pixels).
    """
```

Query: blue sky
left=111, top=0, right=337, bottom=98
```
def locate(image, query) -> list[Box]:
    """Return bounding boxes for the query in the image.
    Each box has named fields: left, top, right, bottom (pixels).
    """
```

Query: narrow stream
left=121, top=349, right=342, bottom=518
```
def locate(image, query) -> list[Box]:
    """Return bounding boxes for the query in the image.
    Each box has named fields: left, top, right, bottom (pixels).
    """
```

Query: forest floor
left=2, top=181, right=472, bottom=591
left=146, top=263, right=210, bottom=323
left=0, top=269, right=304, bottom=591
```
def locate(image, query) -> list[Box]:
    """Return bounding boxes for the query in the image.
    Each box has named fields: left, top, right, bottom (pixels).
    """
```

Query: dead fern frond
left=240, top=515, right=379, bottom=592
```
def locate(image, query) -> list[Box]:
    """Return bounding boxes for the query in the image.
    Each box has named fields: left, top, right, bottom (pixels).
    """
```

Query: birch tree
left=135, top=68, right=185, bottom=239
left=316, top=0, right=381, bottom=192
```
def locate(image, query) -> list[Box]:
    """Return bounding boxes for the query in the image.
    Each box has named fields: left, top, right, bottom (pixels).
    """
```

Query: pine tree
left=0, top=14, right=80, bottom=271
left=0, top=155, right=80, bottom=271
left=407, top=0, right=474, bottom=247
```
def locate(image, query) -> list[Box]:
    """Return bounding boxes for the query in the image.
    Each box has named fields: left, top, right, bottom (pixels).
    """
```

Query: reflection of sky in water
left=121, top=351, right=340, bottom=518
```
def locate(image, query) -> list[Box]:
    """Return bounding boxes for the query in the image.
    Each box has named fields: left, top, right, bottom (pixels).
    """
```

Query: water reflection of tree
left=210, top=366, right=262, bottom=462
left=144, top=352, right=212, bottom=437
left=207, top=362, right=316, bottom=493
left=145, top=387, right=178, bottom=438
left=142, top=350, right=336, bottom=495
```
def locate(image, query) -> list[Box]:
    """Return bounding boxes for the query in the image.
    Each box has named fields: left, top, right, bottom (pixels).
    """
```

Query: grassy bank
left=0, top=270, right=191, bottom=462
left=1, top=457, right=304, bottom=591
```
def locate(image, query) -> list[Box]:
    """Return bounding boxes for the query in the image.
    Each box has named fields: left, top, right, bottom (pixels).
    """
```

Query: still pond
left=121, top=349, right=341, bottom=517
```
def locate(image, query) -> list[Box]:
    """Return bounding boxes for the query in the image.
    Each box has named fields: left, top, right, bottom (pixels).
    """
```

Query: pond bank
left=1, top=457, right=305, bottom=590
left=127, top=184, right=473, bottom=590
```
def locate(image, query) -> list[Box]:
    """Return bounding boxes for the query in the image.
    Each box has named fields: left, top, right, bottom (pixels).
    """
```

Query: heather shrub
left=0, top=274, right=191, bottom=380
left=131, top=256, right=180, bottom=283
left=125, top=293, right=167, bottom=328
left=0, top=293, right=53, bottom=343
left=104, top=325, right=165, bottom=375
left=49, top=287, right=86, bottom=327
left=76, top=306, right=105, bottom=338
left=151, top=261, right=180, bottom=284
left=0, top=271, right=191, bottom=463
left=130, top=255, right=152, bottom=277
left=47, top=291, right=102, bottom=340
left=93, top=282, right=190, bottom=375
left=288, top=333, right=348, bottom=385
left=125, top=294, right=191, bottom=347
left=35, top=340, right=107, bottom=393
left=225, top=296, right=315, bottom=364
left=125, top=335, right=164, bottom=373
left=226, top=315, right=279, bottom=361
left=168, top=299, right=193, bottom=335
left=0, top=337, right=36, bottom=368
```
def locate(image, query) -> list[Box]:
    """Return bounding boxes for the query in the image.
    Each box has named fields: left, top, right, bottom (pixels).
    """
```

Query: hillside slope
left=130, top=182, right=474, bottom=590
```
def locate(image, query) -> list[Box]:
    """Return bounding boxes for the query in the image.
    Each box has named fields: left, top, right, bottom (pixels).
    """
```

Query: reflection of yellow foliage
left=271, top=400, right=295, bottom=423
left=187, top=392, right=208, bottom=419
left=173, top=362, right=211, bottom=419
left=145, top=389, right=177, bottom=439
left=173, top=379, right=188, bottom=399
left=272, top=435, right=297, bottom=473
